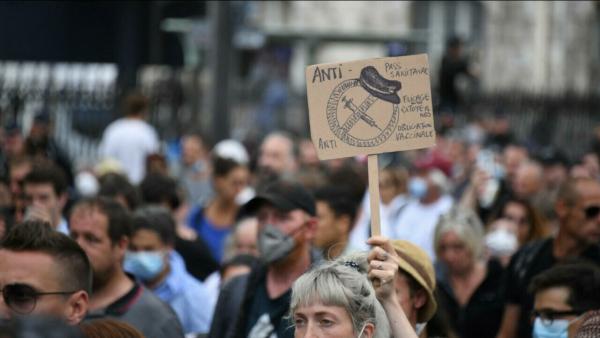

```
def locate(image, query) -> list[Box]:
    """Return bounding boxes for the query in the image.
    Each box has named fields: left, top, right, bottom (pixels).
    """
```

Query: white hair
left=290, top=253, right=390, bottom=338
left=434, top=207, right=485, bottom=259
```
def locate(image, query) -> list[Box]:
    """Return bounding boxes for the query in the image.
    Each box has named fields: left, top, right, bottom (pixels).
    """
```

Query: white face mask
left=532, top=317, right=570, bottom=338
left=485, top=227, right=518, bottom=257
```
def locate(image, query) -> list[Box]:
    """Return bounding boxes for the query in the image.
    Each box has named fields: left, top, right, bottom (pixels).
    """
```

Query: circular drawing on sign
left=326, top=66, right=401, bottom=148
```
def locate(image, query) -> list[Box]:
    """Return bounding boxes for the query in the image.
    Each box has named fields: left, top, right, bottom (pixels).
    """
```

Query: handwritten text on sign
left=306, top=54, right=436, bottom=160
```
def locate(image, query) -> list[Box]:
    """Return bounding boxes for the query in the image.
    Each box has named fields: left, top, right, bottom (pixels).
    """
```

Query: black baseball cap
left=242, top=180, right=316, bottom=216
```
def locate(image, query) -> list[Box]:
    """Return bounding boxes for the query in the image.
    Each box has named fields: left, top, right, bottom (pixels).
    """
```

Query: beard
left=91, top=264, right=116, bottom=292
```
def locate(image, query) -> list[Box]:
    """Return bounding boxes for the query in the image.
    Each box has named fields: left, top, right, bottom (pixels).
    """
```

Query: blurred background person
left=25, top=112, right=73, bottom=185
left=434, top=207, right=505, bottom=338
left=127, top=206, right=214, bottom=336
left=97, top=172, right=140, bottom=212
left=438, top=36, right=477, bottom=116
left=393, top=167, right=454, bottom=260
left=313, top=185, right=360, bottom=259
left=187, top=153, right=250, bottom=263
left=255, top=131, right=298, bottom=186
left=69, top=197, right=184, bottom=338
left=351, top=164, right=410, bottom=251
left=99, top=91, right=159, bottom=185
left=173, top=131, right=213, bottom=207
left=23, top=163, right=69, bottom=233
left=489, top=197, right=549, bottom=246
left=529, top=261, right=600, bottom=338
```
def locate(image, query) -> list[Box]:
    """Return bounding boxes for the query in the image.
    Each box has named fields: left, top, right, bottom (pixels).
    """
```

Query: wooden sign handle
left=367, top=154, right=381, bottom=236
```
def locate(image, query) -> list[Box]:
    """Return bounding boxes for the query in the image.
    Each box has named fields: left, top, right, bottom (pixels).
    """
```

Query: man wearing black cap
left=209, top=179, right=318, bottom=338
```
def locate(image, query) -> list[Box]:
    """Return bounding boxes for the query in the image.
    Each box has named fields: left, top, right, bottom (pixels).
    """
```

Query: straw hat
left=391, top=240, right=437, bottom=323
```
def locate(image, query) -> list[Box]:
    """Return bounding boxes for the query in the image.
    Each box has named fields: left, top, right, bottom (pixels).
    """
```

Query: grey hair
left=290, top=253, right=390, bottom=338
left=434, top=206, right=485, bottom=259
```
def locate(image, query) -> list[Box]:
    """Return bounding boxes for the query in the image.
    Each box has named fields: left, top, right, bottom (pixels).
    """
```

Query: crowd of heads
left=0, top=89, right=600, bottom=338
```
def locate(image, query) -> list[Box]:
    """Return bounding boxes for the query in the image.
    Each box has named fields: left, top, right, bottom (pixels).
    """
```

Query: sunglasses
left=585, top=206, right=600, bottom=220
left=1, top=283, right=77, bottom=315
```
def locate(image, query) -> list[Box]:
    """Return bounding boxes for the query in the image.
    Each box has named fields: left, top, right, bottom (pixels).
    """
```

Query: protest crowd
left=1, top=44, right=600, bottom=338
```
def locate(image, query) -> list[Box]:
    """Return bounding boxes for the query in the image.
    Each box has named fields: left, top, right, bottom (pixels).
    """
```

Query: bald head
left=513, top=161, right=544, bottom=200
left=557, top=177, right=600, bottom=207
left=258, top=132, right=298, bottom=176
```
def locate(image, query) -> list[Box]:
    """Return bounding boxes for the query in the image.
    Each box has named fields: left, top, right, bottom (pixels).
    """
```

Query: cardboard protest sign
left=306, top=54, right=436, bottom=160
left=306, top=54, right=436, bottom=236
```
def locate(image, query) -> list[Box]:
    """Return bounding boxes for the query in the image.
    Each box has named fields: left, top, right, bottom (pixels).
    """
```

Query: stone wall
left=249, top=1, right=599, bottom=95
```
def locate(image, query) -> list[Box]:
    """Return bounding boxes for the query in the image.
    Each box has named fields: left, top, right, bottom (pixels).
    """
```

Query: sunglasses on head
left=1, top=283, right=77, bottom=315
left=585, top=205, right=600, bottom=220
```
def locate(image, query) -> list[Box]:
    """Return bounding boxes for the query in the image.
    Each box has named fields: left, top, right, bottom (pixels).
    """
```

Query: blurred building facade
left=247, top=1, right=600, bottom=95
left=0, top=1, right=599, bottom=169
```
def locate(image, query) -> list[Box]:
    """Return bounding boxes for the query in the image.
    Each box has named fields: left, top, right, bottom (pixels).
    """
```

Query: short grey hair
left=434, top=207, right=485, bottom=259
left=290, top=253, right=390, bottom=338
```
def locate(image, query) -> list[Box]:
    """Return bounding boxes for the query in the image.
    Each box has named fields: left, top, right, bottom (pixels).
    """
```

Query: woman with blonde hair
left=433, top=207, right=505, bottom=338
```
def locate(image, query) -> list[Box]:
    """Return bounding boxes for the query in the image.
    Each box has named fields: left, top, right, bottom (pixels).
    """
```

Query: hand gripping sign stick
left=306, top=55, right=436, bottom=238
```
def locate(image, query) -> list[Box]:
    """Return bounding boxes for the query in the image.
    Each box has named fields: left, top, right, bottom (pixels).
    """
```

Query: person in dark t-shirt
left=209, top=180, right=319, bottom=338
left=496, top=178, right=600, bottom=338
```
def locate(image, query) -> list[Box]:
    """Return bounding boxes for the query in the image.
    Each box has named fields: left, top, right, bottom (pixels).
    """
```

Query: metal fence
left=1, top=61, right=598, bottom=171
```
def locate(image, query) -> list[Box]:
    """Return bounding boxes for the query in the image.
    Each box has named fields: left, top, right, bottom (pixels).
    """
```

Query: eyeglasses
left=584, top=205, right=600, bottom=220
left=1, top=283, right=77, bottom=315
left=531, top=309, right=584, bottom=325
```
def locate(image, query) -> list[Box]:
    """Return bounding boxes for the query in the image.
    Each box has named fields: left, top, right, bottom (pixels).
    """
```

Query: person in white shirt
left=99, top=92, right=159, bottom=185
left=350, top=166, right=410, bottom=251
left=392, top=168, right=453, bottom=261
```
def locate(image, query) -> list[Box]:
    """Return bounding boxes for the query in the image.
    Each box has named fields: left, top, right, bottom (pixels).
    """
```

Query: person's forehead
left=235, top=218, right=257, bottom=236
left=316, top=200, right=333, bottom=214
left=295, top=302, right=349, bottom=317
left=577, top=182, right=600, bottom=203
left=440, top=230, right=463, bottom=244
left=534, top=286, right=572, bottom=311
left=132, top=229, right=164, bottom=246
left=0, top=250, right=61, bottom=289
left=263, top=135, right=292, bottom=153
left=70, top=208, right=109, bottom=232
left=24, top=182, right=55, bottom=193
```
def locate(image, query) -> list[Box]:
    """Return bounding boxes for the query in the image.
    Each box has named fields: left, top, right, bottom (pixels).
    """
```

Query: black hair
left=132, top=206, right=176, bottom=246
left=139, top=173, right=180, bottom=210
left=98, top=173, right=139, bottom=211
left=529, top=260, right=600, bottom=312
left=71, top=197, right=132, bottom=245
left=313, top=185, right=360, bottom=225
left=0, top=220, right=92, bottom=293
left=213, top=156, right=243, bottom=178
left=23, top=163, right=68, bottom=196
left=122, top=91, right=148, bottom=117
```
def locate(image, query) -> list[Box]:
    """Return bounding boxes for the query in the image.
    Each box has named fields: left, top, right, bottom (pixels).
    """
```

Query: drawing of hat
left=359, top=66, right=401, bottom=104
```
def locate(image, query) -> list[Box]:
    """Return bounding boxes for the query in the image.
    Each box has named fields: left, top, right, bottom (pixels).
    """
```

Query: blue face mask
left=532, top=317, right=570, bottom=338
left=408, top=177, right=428, bottom=199
left=124, top=251, right=166, bottom=281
